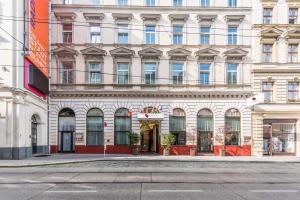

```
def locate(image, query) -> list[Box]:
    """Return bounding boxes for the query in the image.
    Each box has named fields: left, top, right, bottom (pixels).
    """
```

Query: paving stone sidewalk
left=0, top=154, right=300, bottom=167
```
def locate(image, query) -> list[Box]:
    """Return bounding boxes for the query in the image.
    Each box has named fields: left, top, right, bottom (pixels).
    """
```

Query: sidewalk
left=0, top=154, right=300, bottom=167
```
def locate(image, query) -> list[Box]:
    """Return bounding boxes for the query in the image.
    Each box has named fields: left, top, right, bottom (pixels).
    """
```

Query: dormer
left=167, top=48, right=191, bottom=60
left=83, top=13, right=105, bottom=22
left=197, top=15, right=217, bottom=26
left=138, top=47, right=163, bottom=59
left=223, top=48, right=248, bottom=61
left=224, top=15, right=245, bottom=26
left=110, top=47, right=135, bottom=58
left=168, top=14, right=189, bottom=22
left=54, top=12, right=76, bottom=21
left=195, top=48, right=219, bottom=62
left=112, top=13, right=133, bottom=22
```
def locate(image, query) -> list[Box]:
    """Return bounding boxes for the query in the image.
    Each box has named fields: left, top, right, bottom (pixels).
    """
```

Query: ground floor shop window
left=225, top=109, right=240, bottom=146
left=170, top=108, right=186, bottom=145
left=115, top=108, right=131, bottom=145
left=263, top=119, right=296, bottom=155
left=86, top=108, right=104, bottom=145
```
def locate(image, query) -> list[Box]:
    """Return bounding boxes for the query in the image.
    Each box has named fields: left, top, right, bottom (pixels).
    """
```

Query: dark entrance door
left=31, top=116, right=38, bottom=154
left=61, top=132, right=73, bottom=152
left=198, top=132, right=213, bottom=152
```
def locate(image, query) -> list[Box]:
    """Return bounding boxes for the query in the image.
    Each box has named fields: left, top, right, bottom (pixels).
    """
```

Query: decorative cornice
left=140, top=14, right=161, bottom=21
left=138, top=47, right=163, bottom=59
left=109, top=47, right=135, bottom=57
left=83, top=13, right=105, bottom=21
left=50, top=90, right=251, bottom=99
left=195, top=48, right=220, bottom=61
left=197, top=15, right=217, bottom=25
left=168, top=14, right=189, bottom=22
left=167, top=48, right=191, bottom=59
left=54, top=12, right=76, bottom=21
left=224, top=15, right=245, bottom=25
left=112, top=13, right=133, bottom=21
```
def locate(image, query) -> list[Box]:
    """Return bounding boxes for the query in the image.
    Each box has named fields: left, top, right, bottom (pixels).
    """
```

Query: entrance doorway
left=197, top=109, right=214, bottom=153
left=58, top=108, right=75, bottom=153
left=61, top=132, right=73, bottom=152
left=31, top=115, right=38, bottom=154
left=263, top=119, right=297, bottom=156
left=140, top=121, right=160, bottom=153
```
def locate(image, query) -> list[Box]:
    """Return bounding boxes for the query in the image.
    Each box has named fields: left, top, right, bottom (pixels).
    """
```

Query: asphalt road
left=0, top=161, right=300, bottom=200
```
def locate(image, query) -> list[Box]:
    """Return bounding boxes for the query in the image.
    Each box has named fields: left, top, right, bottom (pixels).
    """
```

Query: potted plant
left=161, top=133, right=176, bottom=156
left=129, top=132, right=140, bottom=155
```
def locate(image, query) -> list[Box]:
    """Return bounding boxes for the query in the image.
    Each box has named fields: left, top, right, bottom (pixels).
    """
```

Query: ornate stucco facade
left=252, top=0, right=300, bottom=156
left=49, top=0, right=253, bottom=155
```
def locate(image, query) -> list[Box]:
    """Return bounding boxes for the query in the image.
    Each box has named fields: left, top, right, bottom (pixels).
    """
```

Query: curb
left=1, top=157, right=300, bottom=167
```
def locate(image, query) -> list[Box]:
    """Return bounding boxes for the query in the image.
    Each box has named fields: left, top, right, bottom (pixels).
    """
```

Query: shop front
left=263, top=119, right=297, bottom=156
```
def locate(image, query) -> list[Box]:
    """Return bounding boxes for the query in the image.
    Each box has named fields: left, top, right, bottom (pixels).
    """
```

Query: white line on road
left=45, top=190, right=98, bottom=193
left=250, top=190, right=299, bottom=193
left=148, top=190, right=203, bottom=193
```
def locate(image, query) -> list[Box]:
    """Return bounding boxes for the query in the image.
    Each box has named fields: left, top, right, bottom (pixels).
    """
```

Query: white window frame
left=117, top=24, right=129, bottom=44
left=88, top=63, right=102, bottom=84
left=90, top=23, right=101, bottom=43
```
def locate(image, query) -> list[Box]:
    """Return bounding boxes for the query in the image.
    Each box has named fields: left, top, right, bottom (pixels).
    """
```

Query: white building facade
left=50, top=0, right=253, bottom=155
left=252, top=0, right=300, bottom=156
left=0, top=0, right=49, bottom=159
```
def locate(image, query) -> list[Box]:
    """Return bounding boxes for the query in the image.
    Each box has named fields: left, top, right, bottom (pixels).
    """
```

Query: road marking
left=45, top=190, right=98, bottom=193
left=250, top=190, right=299, bottom=193
left=148, top=190, right=203, bottom=193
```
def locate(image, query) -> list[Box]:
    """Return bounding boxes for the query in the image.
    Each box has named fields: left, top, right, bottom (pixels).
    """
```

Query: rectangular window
left=62, top=23, right=72, bottom=43
left=118, top=24, right=129, bottom=44
left=118, top=0, right=128, bottom=5
left=201, top=0, right=210, bottom=7
left=200, top=26, right=210, bottom=45
left=86, top=116, right=103, bottom=145
left=228, top=0, right=237, bottom=7
left=146, top=0, right=155, bottom=6
left=228, top=27, right=237, bottom=45
left=63, top=0, right=72, bottom=4
left=199, top=63, right=210, bottom=85
left=173, top=0, right=182, bottom=6
left=89, top=63, right=101, bottom=84
left=144, top=63, right=156, bottom=84
left=288, top=82, right=299, bottom=101
left=172, top=63, right=183, bottom=84
left=263, top=8, right=272, bottom=24
left=263, top=44, right=273, bottom=62
left=117, top=63, right=129, bottom=84
left=90, top=24, right=101, bottom=43
left=90, top=0, right=100, bottom=4
left=145, top=25, right=156, bottom=44
left=289, top=8, right=298, bottom=24
left=227, top=63, right=237, bottom=85
left=173, top=25, right=183, bottom=45
left=288, top=44, right=298, bottom=63
left=262, top=82, right=273, bottom=103
left=61, top=62, right=74, bottom=84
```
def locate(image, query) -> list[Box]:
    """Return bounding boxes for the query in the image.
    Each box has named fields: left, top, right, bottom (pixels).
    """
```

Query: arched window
left=58, top=108, right=75, bottom=132
left=86, top=108, right=104, bottom=146
left=115, top=108, right=131, bottom=145
left=225, top=108, right=240, bottom=146
left=169, top=108, right=186, bottom=145
left=197, top=109, right=213, bottom=152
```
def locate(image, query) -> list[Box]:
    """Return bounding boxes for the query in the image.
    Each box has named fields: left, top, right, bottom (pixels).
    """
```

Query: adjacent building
left=252, top=0, right=300, bottom=156
left=50, top=0, right=252, bottom=155
left=0, top=0, right=49, bottom=159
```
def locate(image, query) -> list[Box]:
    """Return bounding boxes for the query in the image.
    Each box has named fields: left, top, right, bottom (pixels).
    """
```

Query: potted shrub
left=129, top=132, right=140, bottom=155
left=161, top=133, right=176, bottom=156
